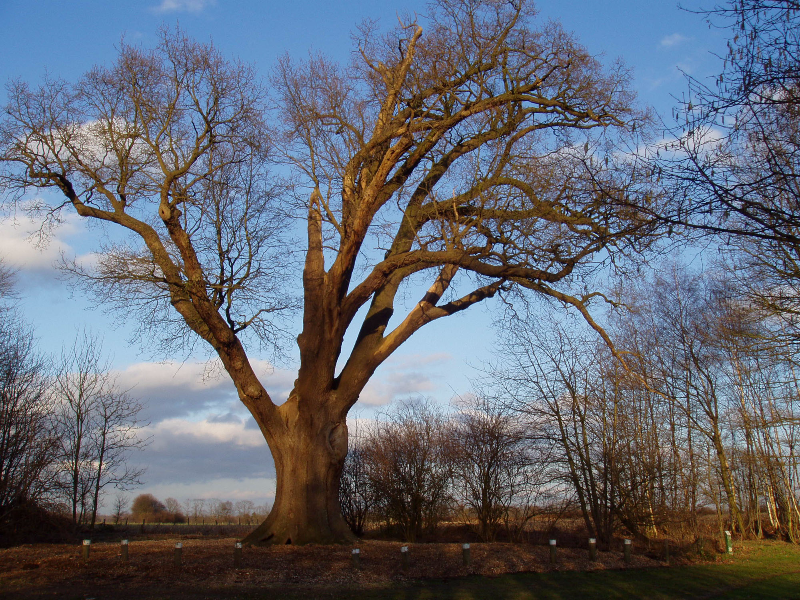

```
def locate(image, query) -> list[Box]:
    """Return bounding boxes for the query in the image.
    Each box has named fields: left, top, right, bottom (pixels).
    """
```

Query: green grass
left=328, top=541, right=800, bottom=600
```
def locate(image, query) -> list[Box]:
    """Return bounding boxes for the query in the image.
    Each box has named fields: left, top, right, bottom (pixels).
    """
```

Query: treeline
left=0, top=267, right=146, bottom=530
left=340, top=397, right=559, bottom=543
left=342, top=264, right=800, bottom=545
left=112, top=494, right=271, bottom=525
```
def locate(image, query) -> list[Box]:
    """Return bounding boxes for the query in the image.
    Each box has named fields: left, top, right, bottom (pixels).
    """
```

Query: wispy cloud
left=660, top=33, right=689, bottom=48
left=135, top=416, right=275, bottom=487
left=152, top=0, right=215, bottom=13
left=358, top=353, right=452, bottom=406
left=0, top=212, right=95, bottom=276
left=115, top=358, right=296, bottom=423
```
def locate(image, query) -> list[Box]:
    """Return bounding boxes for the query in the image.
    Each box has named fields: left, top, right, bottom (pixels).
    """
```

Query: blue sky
left=0, top=0, right=726, bottom=509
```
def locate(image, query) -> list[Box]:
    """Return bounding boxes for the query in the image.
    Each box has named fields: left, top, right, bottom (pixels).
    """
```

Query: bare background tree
left=651, top=0, right=800, bottom=341
left=112, top=493, right=128, bottom=525
left=361, top=399, right=453, bottom=542
left=0, top=267, right=56, bottom=521
left=450, top=394, right=540, bottom=542
left=51, top=331, right=147, bottom=527
left=465, top=259, right=800, bottom=546
left=338, top=422, right=373, bottom=537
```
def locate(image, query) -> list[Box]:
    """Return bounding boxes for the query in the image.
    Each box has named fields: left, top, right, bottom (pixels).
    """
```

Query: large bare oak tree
left=1, top=0, right=659, bottom=543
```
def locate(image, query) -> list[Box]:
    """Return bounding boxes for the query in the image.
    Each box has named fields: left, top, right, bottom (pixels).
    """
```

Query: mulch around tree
left=0, top=536, right=665, bottom=599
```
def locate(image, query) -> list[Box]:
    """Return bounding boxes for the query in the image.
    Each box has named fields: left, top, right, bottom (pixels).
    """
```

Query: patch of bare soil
left=0, top=537, right=665, bottom=599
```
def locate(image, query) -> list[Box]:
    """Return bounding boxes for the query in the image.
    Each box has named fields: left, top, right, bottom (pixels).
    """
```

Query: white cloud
left=358, top=352, right=452, bottom=406
left=152, top=0, right=215, bottom=13
left=660, top=33, right=689, bottom=48
left=118, top=360, right=228, bottom=393
left=0, top=212, right=87, bottom=273
left=115, top=358, right=298, bottom=423
left=134, top=414, right=275, bottom=487
left=148, top=417, right=265, bottom=448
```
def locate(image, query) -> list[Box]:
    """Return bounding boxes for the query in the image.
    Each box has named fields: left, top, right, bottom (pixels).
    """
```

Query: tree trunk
left=242, top=400, right=354, bottom=545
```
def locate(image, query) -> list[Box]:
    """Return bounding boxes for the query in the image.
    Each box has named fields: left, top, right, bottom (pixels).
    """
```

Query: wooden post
left=121, top=539, right=129, bottom=562
left=664, top=539, right=670, bottom=564
left=588, top=538, right=597, bottom=561
left=351, top=548, right=361, bottom=569
left=234, top=542, right=242, bottom=568
left=82, top=540, right=91, bottom=562
left=549, top=539, right=557, bottom=564
left=724, top=530, right=733, bottom=554
left=462, top=543, right=471, bottom=566
left=174, top=542, right=182, bottom=566
left=401, top=545, right=410, bottom=570
left=624, top=539, right=632, bottom=564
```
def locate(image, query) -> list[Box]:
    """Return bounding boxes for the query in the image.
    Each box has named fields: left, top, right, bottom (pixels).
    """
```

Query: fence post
left=664, top=539, right=670, bottom=564
left=82, top=539, right=91, bottom=562
left=624, top=539, right=632, bottom=564
left=174, top=542, right=182, bottom=566
left=401, top=545, right=410, bottom=570
left=121, top=539, right=129, bottom=562
left=234, top=542, right=242, bottom=568
left=724, top=530, right=733, bottom=554
left=549, top=539, right=557, bottom=564
left=462, top=543, right=471, bottom=566
left=351, top=548, right=361, bottom=569
left=588, top=538, right=597, bottom=561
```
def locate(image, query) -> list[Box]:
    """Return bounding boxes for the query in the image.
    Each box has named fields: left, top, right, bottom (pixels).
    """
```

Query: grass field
left=340, top=541, right=800, bottom=600
left=3, top=538, right=800, bottom=598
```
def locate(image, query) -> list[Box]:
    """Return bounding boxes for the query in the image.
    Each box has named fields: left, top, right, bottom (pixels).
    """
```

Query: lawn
left=2, top=538, right=799, bottom=599
left=343, top=541, right=800, bottom=600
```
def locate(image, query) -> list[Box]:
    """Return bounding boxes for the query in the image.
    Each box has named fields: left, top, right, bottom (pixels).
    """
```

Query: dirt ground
left=0, top=536, right=667, bottom=599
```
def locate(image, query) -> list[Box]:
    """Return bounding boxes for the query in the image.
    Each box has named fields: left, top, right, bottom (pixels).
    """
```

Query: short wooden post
left=462, top=543, right=471, bottom=566
left=234, top=542, right=242, bottom=568
left=121, top=539, right=129, bottom=562
left=663, top=539, right=670, bottom=564
left=724, top=530, right=733, bottom=554
left=588, top=537, right=597, bottom=561
left=173, top=542, right=182, bottom=566
left=82, top=539, right=91, bottom=562
left=624, top=539, right=632, bottom=564
left=549, top=539, right=557, bottom=564
left=351, top=547, right=361, bottom=569
left=401, top=545, right=410, bottom=570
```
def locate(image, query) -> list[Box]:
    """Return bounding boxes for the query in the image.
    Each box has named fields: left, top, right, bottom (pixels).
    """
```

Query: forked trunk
left=242, top=401, right=354, bottom=545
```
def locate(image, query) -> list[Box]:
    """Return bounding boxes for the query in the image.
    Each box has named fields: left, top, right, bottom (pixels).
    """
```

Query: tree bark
left=241, top=396, right=354, bottom=545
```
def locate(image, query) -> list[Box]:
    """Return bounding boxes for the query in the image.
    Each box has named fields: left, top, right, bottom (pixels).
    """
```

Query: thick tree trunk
left=242, top=401, right=354, bottom=545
